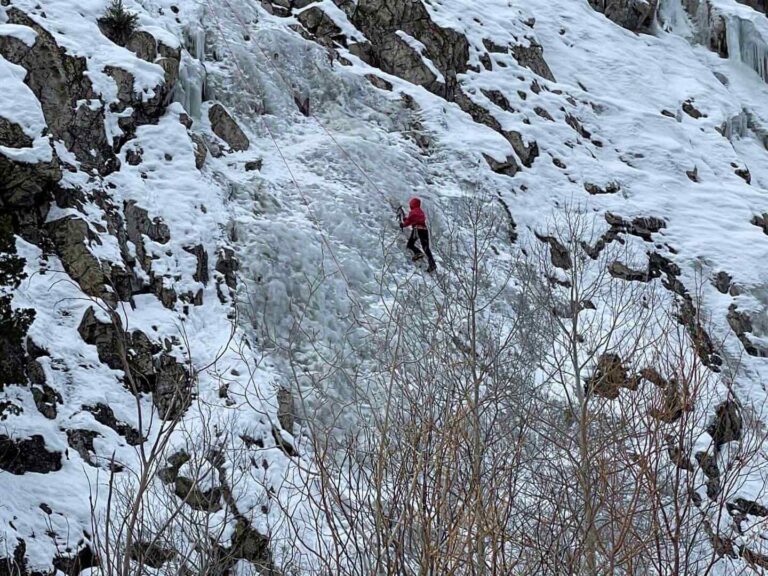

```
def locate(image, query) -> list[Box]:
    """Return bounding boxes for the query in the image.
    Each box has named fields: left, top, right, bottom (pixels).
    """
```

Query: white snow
left=3, top=0, right=768, bottom=570
left=0, top=56, right=47, bottom=142
left=0, top=23, right=37, bottom=46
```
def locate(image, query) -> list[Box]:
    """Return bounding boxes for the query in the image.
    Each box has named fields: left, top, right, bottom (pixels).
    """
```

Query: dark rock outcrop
left=649, top=377, right=691, bottom=423
left=84, top=403, right=142, bottom=445
left=695, top=450, right=721, bottom=499
left=587, top=354, right=632, bottom=399
left=585, top=181, right=621, bottom=195
left=342, top=0, right=470, bottom=99
left=66, top=429, right=101, bottom=467
left=184, top=244, right=209, bottom=284
left=0, top=117, right=33, bottom=149
left=707, top=400, right=742, bottom=449
left=277, top=388, right=294, bottom=432
left=124, top=200, right=171, bottom=271
left=32, top=385, right=61, bottom=420
left=588, top=0, right=659, bottom=32
left=46, top=216, right=130, bottom=304
left=535, top=233, right=572, bottom=270
left=174, top=476, right=223, bottom=512
left=0, top=435, right=62, bottom=474
left=610, top=261, right=649, bottom=282
left=512, top=41, right=556, bottom=81
left=728, top=304, right=768, bottom=357
left=752, top=212, right=768, bottom=235
left=0, top=215, right=36, bottom=389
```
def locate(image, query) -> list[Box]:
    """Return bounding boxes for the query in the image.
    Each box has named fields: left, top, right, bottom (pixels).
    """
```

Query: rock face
left=588, top=0, right=659, bottom=32
left=343, top=0, right=470, bottom=99
left=77, top=307, right=192, bottom=419
left=0, top=216, right=36, bottom=390
left=727, top=305, right=768, bottom=357
left=0, top=144, right=61, bottom=214
left=293, top=0, right=550, bottom=172
left=46, top=217, right=107, bottom=296
left=0, top=8, right=118, bottom=175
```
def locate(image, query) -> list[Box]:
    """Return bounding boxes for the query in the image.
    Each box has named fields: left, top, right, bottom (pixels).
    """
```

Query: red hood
left=409, top=198, right=421, bottom=209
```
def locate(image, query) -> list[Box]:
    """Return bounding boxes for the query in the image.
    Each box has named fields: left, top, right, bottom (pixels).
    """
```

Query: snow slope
left=1, top=0, right=768, bottom=571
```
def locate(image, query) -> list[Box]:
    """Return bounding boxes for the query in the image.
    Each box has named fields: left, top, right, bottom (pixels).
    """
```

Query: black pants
left=407, top=228, right=436, bottom=268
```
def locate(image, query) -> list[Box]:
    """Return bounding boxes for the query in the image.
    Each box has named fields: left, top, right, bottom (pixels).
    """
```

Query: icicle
left=172, top=24, right=209, bottom=120
left=724, top=12, right=768, bottom=83
left=174, top=52, right=207, bottom=119
left=184, top=23, right=207, bottom=63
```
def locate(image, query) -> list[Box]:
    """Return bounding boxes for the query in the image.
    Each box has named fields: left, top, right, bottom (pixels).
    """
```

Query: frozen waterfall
left=173, top=24, right=208, bottom=119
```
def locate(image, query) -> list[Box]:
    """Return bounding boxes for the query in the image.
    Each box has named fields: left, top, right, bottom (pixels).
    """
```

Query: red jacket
left=402, top=198, right=427, bottom=229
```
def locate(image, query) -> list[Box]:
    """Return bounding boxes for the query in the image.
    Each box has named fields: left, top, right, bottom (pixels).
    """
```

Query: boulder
left=208, top=104, right=250, bottom=152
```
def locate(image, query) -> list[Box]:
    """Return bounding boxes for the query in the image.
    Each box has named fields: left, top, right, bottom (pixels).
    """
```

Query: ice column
left=173, top=24, right=208, bottom=120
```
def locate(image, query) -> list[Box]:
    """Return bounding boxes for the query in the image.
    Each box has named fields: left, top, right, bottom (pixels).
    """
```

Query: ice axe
left=396, top=205, right=405, bottom=225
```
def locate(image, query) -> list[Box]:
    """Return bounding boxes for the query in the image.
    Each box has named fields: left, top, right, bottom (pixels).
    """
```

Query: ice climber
left=400, top=197, right=437, bottom=273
